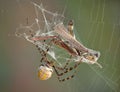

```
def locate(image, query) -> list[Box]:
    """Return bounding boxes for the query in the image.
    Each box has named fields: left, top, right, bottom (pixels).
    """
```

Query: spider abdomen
left=38, top=65, right=53, bottom=80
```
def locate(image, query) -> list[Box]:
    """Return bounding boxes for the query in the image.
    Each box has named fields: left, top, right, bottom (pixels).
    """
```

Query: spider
left=28, top=24, right=82, bottom=82
left=28, top=20, right=101, bottom=82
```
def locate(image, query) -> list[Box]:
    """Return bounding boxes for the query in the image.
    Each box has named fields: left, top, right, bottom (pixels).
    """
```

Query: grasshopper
left=32, top=20, right=102, bottom=68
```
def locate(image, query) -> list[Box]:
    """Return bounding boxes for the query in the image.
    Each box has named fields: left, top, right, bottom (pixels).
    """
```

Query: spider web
left=16, top=0, right=120, bottom=92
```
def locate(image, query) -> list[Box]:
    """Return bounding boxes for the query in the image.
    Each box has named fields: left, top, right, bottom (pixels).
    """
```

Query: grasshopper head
left=82, top=49, right=102, bottom=68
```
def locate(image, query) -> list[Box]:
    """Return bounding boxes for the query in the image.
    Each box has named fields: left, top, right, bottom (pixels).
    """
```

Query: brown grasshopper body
left=54, top=23, right=88, bottom=53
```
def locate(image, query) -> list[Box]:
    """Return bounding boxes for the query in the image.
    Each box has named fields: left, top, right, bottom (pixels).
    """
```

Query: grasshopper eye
left=38, top=65, right=53, bottom=80
left=94, top=53, right=98, bottom=57
left=94, top=51, right=100, bottom=58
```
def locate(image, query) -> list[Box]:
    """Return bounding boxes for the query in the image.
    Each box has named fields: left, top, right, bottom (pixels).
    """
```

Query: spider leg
left=29, top=30, right=50, bottom=63
left=63, top=55, right=72, bottom=69
left=58, top=71, right=76, bottom=82
left=52, top=58, right=82, bottom=82
left=53, top=58, right=82, bottom=76
left=53, top=55, right=72, bottom=71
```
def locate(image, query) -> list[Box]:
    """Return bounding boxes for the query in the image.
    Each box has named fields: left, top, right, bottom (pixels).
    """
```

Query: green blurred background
left=0, top=0, right=120, bottom=92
